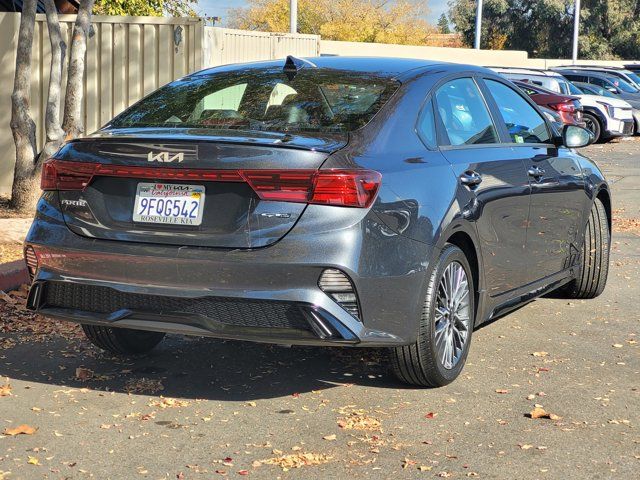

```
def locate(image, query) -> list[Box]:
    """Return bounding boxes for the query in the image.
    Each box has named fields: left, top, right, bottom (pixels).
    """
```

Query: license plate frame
left=132, top=182, right=205, bottom=226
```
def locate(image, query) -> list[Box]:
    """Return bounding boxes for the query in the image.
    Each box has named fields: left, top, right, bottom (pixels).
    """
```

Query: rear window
left=110, top=68, right=399, bottom=133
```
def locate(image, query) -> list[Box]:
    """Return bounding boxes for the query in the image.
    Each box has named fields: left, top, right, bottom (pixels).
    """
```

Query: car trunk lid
left=53, top=132, right=344, bottom=249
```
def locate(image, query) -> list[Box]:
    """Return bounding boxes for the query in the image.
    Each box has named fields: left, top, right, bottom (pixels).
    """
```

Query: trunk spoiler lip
left=71, top=128, right=348, bottom=154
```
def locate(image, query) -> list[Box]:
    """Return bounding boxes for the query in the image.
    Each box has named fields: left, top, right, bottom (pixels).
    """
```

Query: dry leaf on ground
left=532, top=351, right=548, bottom=357
left=259, top=452, right=332, bottom=471
left=527, top=407, right=561, bottom=420
left=337, top=409, right=382, bottom=431
left=148, top=397, right=189, bottom=409
left=0, top=383, right=11, bottom=397
left=3, top=424, right=37, bottom=436
left=124, top=378, right=164, bottom=394
left=75, top=367, right=94, bottom=380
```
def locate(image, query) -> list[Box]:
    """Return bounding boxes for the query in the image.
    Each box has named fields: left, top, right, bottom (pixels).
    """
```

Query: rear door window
left=485, top=80, right=551, bottom=144
left=434, top=78, right=499, bottom=146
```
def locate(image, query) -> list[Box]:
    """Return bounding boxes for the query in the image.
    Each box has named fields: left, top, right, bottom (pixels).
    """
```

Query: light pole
left=572, top=0, right=581, bottom=63
left=474, top=0, right=483, bottom=50
left=290, top=0, right=298, bottom=34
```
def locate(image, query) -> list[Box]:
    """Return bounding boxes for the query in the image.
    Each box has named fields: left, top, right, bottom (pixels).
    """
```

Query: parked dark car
left=24, top=57, right=610, bottom=387
left=625, top=64, right=640, bottom=74
left=553, top=65, right=640, bottom=90
left=512, top=80, right=584, bottom=126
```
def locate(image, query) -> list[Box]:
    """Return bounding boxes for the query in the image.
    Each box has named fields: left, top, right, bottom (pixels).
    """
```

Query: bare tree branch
left=9, top=0, right=39, bottom=212
left=40, top=0, right=67, bottom=163
left=62, top=0, right=95, bottom=140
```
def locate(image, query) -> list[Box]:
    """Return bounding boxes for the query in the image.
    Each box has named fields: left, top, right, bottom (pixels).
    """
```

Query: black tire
left=583, top=113, right=602, bottom=143
left=390, top=244, right=475, bottom=387
left=563, top=198, right=610, bottom=299
left=81, top=325, right=165, bottom=355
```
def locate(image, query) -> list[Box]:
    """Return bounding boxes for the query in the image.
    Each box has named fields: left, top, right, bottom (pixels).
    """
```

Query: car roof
left=192, top=56, right=494, bottom=81
left=553, top=65, right=631, bottom=73
left=489, top=67, right=564, bottom=78
left=555, top=69, right=617, bottom=79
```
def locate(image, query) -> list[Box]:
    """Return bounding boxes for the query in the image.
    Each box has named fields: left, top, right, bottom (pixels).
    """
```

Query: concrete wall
left=320, top=40, right=532, bottom=66
left=0, top=13, right=203, bottom=195
left=203, top=27, right=320, bottom=67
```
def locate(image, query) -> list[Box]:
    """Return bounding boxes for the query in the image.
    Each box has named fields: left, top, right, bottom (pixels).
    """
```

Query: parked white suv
left=491, top=67, right=634, bottom=141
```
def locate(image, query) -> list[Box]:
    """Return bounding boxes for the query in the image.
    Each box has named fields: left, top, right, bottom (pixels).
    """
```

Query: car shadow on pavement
left=0, top=328, right=405, bottom=400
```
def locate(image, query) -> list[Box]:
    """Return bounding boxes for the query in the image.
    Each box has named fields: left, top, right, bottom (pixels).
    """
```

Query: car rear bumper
left=24, top=194, right=432, bottom=347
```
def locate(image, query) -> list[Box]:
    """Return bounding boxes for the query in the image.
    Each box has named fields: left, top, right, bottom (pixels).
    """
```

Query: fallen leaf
left=259, top=452, right=332, bottom=471
left=3, top=424, right=37, bottom=436
left=237, top=470, right=249, bottom=476
left=322, top=434, right=336, bottom=441
left=425, top=412, right=437, bottom=419
left=495, top=389, right=509, bottom=394
left=527, top=407, right=561, bottom=420
left=612, top=344, right=623, bottom=348
left=75, top=367, right=94, bottom=381
left=402, top=458, right=417, bottom=469
left=148, top=397, right=189, bottom=409
left=519, top=444, right=534, bottom=450
left=0, top=384, right=11, bottom=397
left=419, top=465, right=433, bottom=471
left=27, top=456, right=40, bottom=465
left=337, top=409, right=381, bottom=431
left=532, top=352, right=548, bottom=357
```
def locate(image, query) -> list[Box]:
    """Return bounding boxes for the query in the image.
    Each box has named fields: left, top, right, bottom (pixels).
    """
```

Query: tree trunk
left=62, top=0, right=95, bottom=140
left=9, top=0, right=39, bottom=213
left=39, top=0, right=67, bottom=164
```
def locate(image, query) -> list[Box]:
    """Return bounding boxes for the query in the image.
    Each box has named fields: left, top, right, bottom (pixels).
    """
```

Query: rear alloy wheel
left=82, top=325, right=165, bottom=355
left=562, top=198, right=610, bottom=299
left=391, top=244, right=474, bottom=387
left=583, top=113, right=602, bottom=143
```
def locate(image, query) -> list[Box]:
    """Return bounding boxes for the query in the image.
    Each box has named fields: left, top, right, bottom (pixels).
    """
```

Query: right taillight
left=24, top=245, right=38, bottom=281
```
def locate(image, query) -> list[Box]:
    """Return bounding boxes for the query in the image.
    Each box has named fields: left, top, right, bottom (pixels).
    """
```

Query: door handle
left=528, top=166, right=546, bottom=178
left=459, top=171, right=482, bottom=188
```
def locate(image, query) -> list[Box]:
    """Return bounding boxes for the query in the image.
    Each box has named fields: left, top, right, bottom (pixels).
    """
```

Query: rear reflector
left=318, top=268, right=361, bottom=320
left=41, top=160, right=381, bottom=208
left=24, top=245, right=38, bottom=281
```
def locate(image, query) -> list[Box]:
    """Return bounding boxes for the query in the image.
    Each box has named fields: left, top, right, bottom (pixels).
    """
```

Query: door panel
left=522, top=146, right=586, bottom=281
left=442, top=148, right=531, bottom=296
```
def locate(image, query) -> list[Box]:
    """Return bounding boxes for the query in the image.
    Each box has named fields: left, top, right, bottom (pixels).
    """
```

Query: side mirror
left=562, top=124, right=594, bottom=148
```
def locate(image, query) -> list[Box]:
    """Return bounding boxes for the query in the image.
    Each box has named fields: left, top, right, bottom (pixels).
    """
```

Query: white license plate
left=133, top=183, right=205, bottom=226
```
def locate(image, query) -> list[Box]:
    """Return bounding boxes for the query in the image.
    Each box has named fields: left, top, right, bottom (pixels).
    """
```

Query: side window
left=416, top=98, right=436, bottom=148
left=434, top=78, right=499, bottom=146
left=590, top=77, right=606, bottom=87
left=189, top=83, right=247, bottom=125
left=484, top=80, right=551, bottom=144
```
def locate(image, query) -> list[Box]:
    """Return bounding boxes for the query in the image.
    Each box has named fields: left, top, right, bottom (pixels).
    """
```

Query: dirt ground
left=0, top=139, right=638, bottom=480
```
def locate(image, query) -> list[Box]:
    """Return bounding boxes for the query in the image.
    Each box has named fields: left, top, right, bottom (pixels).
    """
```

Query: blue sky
left=197, top=0, right=449, bottom=26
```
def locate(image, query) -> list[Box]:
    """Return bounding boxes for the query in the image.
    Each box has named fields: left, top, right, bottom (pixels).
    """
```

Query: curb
left=0, top=259, right=29, bottom=292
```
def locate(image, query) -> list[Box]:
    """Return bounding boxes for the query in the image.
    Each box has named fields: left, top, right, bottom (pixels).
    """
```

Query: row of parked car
left=489, top=63, right=640, bottom=142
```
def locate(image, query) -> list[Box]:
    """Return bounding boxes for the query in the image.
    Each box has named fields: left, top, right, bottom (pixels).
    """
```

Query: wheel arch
left=595, top=186, right=612, bottom=232
left=433, top=221, right=485, bottom=326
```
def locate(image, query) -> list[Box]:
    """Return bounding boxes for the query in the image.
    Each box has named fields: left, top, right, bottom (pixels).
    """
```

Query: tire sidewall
left=583, top=113, right=601, bottom=142
left=423, top=245, right=475, bottom=384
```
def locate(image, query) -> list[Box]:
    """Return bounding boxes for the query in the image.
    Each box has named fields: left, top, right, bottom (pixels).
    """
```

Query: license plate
left=133, top=183, right=205, bottom=226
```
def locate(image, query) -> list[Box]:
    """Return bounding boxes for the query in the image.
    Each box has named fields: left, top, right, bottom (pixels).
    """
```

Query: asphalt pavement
left=0, top=139, right=638, bottom=480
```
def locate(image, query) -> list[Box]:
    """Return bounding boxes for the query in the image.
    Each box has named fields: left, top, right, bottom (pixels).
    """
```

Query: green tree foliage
left=437, top=13, right=451, bottom=34
left=229, top=0, right=436, bottom=45
left=93, top=0, right=199, bottom=17
left=448, top=0, right=640, bottom=59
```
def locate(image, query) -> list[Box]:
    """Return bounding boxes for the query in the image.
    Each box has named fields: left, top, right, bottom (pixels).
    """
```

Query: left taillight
left=41, top=159, right=98, bottom=191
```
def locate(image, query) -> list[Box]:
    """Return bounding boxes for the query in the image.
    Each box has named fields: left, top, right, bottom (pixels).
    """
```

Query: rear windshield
left=110, top=68, right=399, bottom=133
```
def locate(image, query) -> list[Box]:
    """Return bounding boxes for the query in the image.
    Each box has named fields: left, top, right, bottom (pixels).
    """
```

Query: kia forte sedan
left=24, top=56, right=611, bottom=387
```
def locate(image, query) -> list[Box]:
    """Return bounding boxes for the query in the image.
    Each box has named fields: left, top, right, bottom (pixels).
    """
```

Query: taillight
left=242, top=169, right=382, bottom=208
left=41, top=159, right=98, bottom=190
left=41, top=160, right=382, bottom=208
left=555, top=102, right=576, bottom=113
